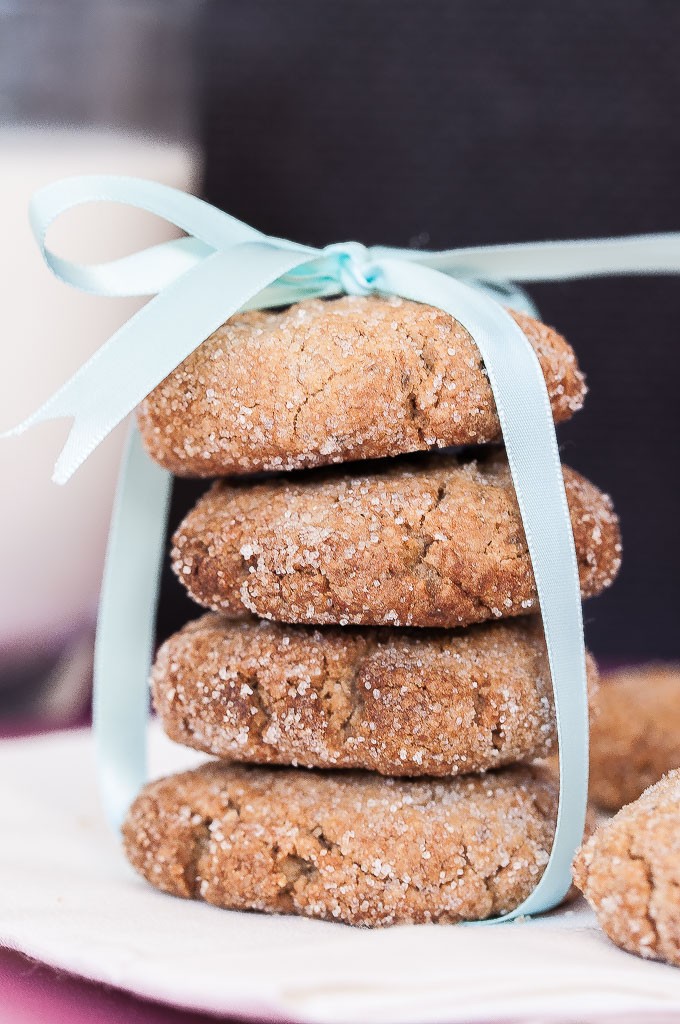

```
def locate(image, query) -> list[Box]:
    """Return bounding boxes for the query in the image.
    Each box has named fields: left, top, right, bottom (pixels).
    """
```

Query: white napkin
left=1, top=724, right=679, bottom=1024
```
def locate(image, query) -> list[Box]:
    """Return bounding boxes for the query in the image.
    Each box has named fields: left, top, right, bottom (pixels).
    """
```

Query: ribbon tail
left=379, top=233, right=680, bottom=283
left=374, top=257, right=588, bottom=920
left=4, top=244, right=312, bottom=484
left=93, top=422, right=172, bottom=831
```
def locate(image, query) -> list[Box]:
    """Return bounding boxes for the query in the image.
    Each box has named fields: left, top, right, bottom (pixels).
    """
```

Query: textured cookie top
left=137, top=295, right=586, bottom=477
left=173, top=451, right=621, bottom=628
left=123, top=761, right=558, bottom=926
left=589, top=664, right=680, bottom=811
left=153, top=613, right=598, bottom=776
left=573, top=770, right=680, bottom=966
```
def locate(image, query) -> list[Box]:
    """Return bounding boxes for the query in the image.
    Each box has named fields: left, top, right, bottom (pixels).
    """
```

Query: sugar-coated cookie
left=137, top=296, right=586, bottom=477
left=173, top=452, right=621, bottom=628
left=574, top=771, right=680, bottom=967
left=153, top=613, right=598, bottom=776
left=123, top=761, right=559, bottom=926
left=589, top=664, right=680, bottom=811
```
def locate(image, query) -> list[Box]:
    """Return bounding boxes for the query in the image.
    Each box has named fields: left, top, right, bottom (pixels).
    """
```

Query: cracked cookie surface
left=123, top=761, right=558, bottom=926
left=172, top=451, right=621, bottom=628
left=137, top=295, right=586, bottom=477
left=589, top=664, right=680, bottom=812
left=152, top=613, right=598, bottom=776
left=573, top=770, right=680, bottom=967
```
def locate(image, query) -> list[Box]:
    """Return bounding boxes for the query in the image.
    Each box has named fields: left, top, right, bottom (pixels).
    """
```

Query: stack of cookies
left=123, top=296, right=621, bottom=927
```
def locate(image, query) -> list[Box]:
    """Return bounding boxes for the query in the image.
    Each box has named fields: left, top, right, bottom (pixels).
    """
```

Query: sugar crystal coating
left=137, top=295, right=586, bottom=477
left=172, top=451, right=621, bottom=628
left=123, top=761, right=559, bottom=926
left=152, top=613, right=599, bottom=776
left=589, top=664, right=680, bottom=811
left=574, top=770, right=680, bottom=966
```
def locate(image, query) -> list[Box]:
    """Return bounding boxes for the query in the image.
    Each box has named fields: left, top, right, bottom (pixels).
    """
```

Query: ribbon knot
left=323, top=241, right=376, bottom=295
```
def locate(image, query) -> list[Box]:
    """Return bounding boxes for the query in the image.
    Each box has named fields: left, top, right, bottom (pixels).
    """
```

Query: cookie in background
left=574, top=770, right=680, bottom=968
left=589, top=664, right=680, bottom=812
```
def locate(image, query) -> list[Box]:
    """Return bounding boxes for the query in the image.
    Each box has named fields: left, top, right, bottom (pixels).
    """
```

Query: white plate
left=1, top=724, right=679, bottom=1024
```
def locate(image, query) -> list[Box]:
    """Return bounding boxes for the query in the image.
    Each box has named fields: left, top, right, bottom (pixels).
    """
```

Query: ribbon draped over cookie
left=8, top=175, right=680, bottom=484
left=6, top=174, right=680, bottom=926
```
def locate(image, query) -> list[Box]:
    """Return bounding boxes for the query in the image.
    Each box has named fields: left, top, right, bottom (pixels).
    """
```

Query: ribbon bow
left=8, top=175, right=680, bottom=483
left=7, top=174, right=680, bottom=926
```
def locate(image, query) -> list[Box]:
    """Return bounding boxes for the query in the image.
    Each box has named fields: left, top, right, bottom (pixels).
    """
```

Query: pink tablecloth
left=0, top=947, right=241, bottom=1024
left=0, top=719, right=231, bottom=1023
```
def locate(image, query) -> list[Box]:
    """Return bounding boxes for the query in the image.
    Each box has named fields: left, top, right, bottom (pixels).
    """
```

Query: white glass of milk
left=0, top=1, right=203, bottom=713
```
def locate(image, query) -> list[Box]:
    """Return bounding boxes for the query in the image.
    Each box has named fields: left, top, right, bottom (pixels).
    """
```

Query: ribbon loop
left=29, top=175, right=263, bottom=298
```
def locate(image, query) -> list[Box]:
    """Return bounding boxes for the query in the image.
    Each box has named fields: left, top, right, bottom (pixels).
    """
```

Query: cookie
left=589, top=664, right=680, bottom=812
left=573, top=771, right=680, bottom=967
left=172, top=451, right=621, bottom=628
left=152, top=613, right=599, bottom=776
left=123, top=761, right=559, bottom=926
left=137, top=295, right=586, bottom=477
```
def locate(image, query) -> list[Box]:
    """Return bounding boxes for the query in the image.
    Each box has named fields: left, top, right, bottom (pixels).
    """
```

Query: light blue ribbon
left=7, top=175, right=680, bottom=924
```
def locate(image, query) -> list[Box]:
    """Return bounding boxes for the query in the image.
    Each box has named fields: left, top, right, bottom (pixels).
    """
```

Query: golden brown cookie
left=152, top=613, right=599, bottom=776
left=137, top=295, right=586, bottom=477
left=172, top=452, right=621, bottom=628
left=573, top=770, right=680, bottom=967
left=589, top=664, right=680, bottom=812
left=123, top=761, right=559, bottom=926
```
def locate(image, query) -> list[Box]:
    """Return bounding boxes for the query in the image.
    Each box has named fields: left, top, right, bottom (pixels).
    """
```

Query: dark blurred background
left=159, top=0, right=680, bottom=663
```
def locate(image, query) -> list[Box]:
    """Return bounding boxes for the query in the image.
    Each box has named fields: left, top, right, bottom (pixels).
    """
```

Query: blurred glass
left=0, top=0, right=203, bottom=720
